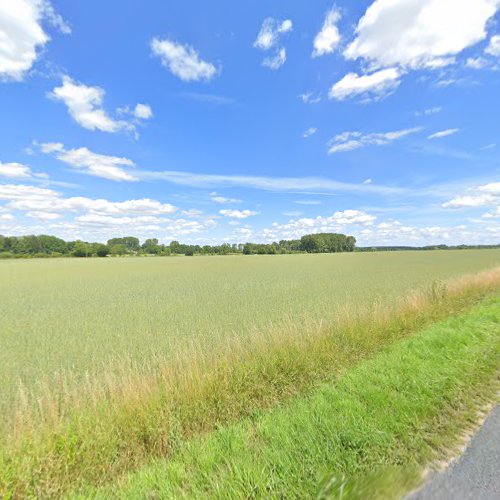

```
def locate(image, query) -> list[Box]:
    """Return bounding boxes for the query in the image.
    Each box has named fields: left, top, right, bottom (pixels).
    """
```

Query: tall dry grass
left=1, top=267, right=500, bottom=498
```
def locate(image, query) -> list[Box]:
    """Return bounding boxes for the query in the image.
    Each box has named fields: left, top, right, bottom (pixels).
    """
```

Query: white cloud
left=302, top=127, right=317, bottom=138
left=0, top=0, right=69, bottom=81
left=313, top=7, right=341, bottom=57
left=465, top=57, right=489, bottom=69
left=139, top=169, right=405, bottom=196
left=442, top=181, right=500, bottom=209
left=329, top=67, right=401, bottom=101
left=485, top=34, right=500, bottom=56
left=483, top=206, right=500, bottom=218
left=416, top=106, right=442, bottom=116
left=428, top=128, right=460, bottom=140
left=294, top=200, right=322, bottom=206
left=39, top=142, right=138, bottom=181
left=328, top=127, right=422, bottom=154
left=0, top=184, right=228, bottom=242
left=151, top=38, right=217, bottom=82
left=209, top=192, right=242, bottom=204
left=262, top=48, right=286, bottom=70
left=219, top=209, right=258, bottom=219
left=344, top=0, right=500, bottom=70
left=26, top=210, right=61, bottom=220
left=49, top=76, right=132, bottom=133
left=133, top=103, right=153, bottom=120
left=254, top=18, right=292, bottom=70
left=363, top=179, right=373, bottom=185
left=0, top=213, right=14, bottom=221
left=261, top=210, right=376, bottom=241
left=0, top=183, right=177, bottom=218
left=299, top=92, right=321, bottom=104
left=254, top=18, right=292, bottom=50
left=0, top=183, right=56, bottom=201
left=442, top=194, right=495, bottom=208
left=0, top=162, right=32, bottom=179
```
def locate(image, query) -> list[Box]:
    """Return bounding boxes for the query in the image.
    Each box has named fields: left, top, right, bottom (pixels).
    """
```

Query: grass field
left=1, top=250, right=499, bottom=417
left=0, top=250, right=499, bottom=497
left=86, top=296, right=500, bottom=499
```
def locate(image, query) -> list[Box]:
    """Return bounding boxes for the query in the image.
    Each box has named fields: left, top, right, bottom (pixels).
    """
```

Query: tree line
left=0, top=233, right=357, bottom=258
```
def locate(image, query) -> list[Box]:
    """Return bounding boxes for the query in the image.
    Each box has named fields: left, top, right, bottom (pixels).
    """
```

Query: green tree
left=93, top=244, right=110, bottom=257
left=110, top=244, right=127, bottom=256
left=72, top=241, right=92, bottom=257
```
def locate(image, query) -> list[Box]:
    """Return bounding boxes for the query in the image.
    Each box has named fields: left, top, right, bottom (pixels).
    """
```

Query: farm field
left=0, top=250, right=499, bottom=497
left=1, top=250, right=499, bottom=418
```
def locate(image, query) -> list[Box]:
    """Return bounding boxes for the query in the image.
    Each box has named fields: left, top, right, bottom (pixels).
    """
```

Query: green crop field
left=1, top=250, right=499, bottom=418
left=1, top=250, right=499, bottom=498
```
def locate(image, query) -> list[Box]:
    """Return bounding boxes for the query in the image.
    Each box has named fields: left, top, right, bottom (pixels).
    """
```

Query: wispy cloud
left=302, top=127, right=317, bottom=138
left=428, top=128, right=460, bottom=140
left=139, top=170, right=405, bottom=195
left=328, top=127, right=422, bottom=154
left=179, top=92, right=235, bottom=105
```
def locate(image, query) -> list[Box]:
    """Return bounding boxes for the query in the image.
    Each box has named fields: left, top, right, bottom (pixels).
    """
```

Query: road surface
left=408, top=405, right=500, bottom=499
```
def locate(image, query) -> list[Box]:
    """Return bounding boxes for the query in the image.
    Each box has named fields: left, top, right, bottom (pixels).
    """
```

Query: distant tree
left=110, top=244, right=127, bottom=256
left=107, top=237, right=140, bottom=253
left=142, top=238, right=161, bottom=254
left=72, top=241, right=92, bottom=257
left=94, top=244, right=110, bottom=257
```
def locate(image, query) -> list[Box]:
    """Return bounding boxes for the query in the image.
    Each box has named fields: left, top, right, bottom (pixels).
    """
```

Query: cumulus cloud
left=151, top=38, right=217, bottom=82
left=39, top=142, right=138, bottom=181
left=0, top=0, right=69, bottom=81
left=428, top=128, right=460, bottom=139
left=0, top=184, right=178, bottom=217
left=357, top=220, right=493, bottom=246
left=442, top=182, right=500, bottom=219
left=485, top=34, right=500, bottom=56
left=133, top=103, right=153, bottom=120
left=49, top=76, right=135, bottom=133
left=261, top=210, right=376, bottom=241
left=344, top=0, right=500, bottom=70
left=0, top=162, right=32, bottom=179
left=312, top=7, right=341, bottom=57
left=0, top=183, right=198, bottom=241
left=209, top=192, right=242, bottom=204
left=330, top=0, right=500, bottom=101
left=329, top=67, right=401, bottom=101
left=254, top=18, right=292, bottom=70
left=219, top=209, right=258, bottom=219
left=254, top=18, right=292, bottom=50
left=328, top=127, right=422, bottom=154
left=465, top=57, right=490, bottom=69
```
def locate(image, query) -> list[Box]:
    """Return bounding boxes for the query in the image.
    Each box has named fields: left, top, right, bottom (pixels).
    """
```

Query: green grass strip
left=84, top=296, right=500, bottom=499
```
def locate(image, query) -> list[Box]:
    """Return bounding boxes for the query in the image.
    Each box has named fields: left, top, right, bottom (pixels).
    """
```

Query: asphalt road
left=408, top=405, right=500, bottom=500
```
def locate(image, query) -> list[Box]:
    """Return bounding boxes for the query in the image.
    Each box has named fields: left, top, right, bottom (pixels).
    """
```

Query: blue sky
left=0, top=0, right=499, bottom=246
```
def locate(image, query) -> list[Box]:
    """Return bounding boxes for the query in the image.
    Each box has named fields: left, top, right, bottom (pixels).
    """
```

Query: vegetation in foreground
left=85, top=295, right=500, bottom=499
left=0, top=264, right=499, bottom=497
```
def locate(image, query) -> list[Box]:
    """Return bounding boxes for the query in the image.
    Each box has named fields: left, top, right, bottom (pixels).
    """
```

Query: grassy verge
left=84, top=295, right=500, bottom=499
left=1, top=268, right=500, bottom=497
